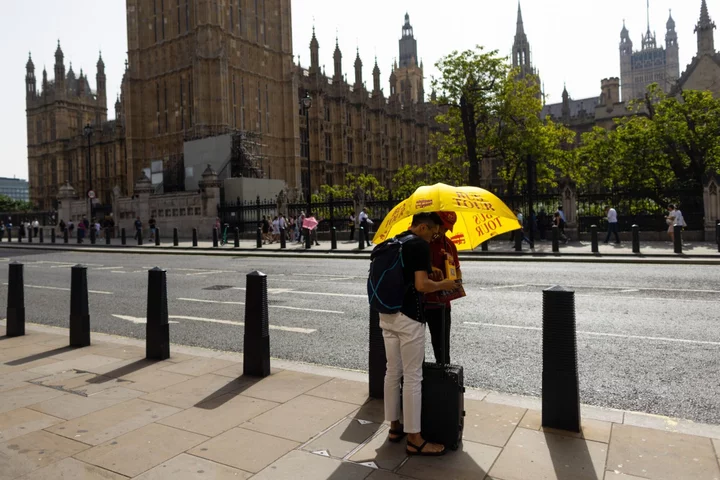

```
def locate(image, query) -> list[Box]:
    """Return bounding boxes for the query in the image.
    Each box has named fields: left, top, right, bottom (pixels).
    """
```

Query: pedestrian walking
left=666, top=204, right=686, bottom=243
left=133, top=217, right=142, bottom=240
left=349, top=211, right=356, bottom=241
left=359, top=208, right=373, bottom=247
left=604, top=206, right=620, bottom=244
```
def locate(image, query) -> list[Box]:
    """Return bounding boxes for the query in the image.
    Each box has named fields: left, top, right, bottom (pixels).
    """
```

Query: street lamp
left=301, top=94, right=312, bottom=218
left=83, top=124, right=93, bottom=222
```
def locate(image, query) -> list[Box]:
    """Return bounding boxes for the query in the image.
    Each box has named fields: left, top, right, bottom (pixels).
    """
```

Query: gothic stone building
left=27, top=0, right=299, bottom=210
left=293, top=14, right=442, bottom=191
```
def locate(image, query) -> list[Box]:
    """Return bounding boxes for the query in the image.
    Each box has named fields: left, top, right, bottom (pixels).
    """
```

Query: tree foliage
left=391, top=155, right=466, bottom=199
left=430, top=46, right=577, bottom=192
left=0, top=195, right=33, bottom=212
left=316, top=173, right=388, bottom=202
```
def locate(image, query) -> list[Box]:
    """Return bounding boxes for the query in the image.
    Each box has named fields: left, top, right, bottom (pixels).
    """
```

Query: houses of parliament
left=25, top=1, right=439, bottom=210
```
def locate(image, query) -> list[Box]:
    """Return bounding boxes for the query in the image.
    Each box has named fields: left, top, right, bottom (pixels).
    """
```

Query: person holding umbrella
left=425, top=211, right=465, bottom=365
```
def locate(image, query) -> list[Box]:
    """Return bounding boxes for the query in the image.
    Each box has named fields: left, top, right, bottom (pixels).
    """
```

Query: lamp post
left=83, top=124, right=93, bottom=221
left=301, top=94, right=312, bottom=217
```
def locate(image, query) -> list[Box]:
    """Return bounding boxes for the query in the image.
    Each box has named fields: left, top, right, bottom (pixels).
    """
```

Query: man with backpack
left=367, top=212, right=460, bottom=457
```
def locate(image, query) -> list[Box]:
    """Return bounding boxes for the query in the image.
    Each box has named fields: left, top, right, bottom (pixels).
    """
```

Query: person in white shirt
left=666, top=204, right=685, bottom=243
left=358, top=208, right=373, bottom=246
left=603, top=206, right=620, bottom=244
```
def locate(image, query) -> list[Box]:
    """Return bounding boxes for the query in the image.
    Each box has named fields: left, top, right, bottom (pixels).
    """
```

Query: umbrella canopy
left=372, top=183, right=520, bottom=251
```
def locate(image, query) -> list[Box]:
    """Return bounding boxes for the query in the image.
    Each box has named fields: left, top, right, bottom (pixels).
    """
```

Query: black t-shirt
left=396, top=231, right=432, bottom=322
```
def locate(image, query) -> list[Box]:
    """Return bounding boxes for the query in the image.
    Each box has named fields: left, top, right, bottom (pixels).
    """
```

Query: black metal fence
left=0, top=211, right=57, bottom=227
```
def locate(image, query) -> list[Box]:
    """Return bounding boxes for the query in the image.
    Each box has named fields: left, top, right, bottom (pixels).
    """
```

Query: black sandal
left=388, top=427, right=407, bottom=443
left=406, top=439, right=446, bottom=456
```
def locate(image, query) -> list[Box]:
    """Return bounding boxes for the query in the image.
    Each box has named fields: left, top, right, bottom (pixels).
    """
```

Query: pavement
left=2, top=237, right=720, bottom=266
left=0, top=250, right=719, bottom=428
left=1, top=322, right=719, bottom=480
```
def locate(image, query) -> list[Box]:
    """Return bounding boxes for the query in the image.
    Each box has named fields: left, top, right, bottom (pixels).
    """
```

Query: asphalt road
left=0, top=249, right=718, bottom=425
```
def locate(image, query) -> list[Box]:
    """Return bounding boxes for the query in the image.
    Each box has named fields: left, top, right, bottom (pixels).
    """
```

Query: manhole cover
left=203, top=285, right=234, bottom=291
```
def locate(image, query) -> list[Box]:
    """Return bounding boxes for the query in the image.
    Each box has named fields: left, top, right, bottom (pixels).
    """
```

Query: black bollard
left=212, top=228, right=219, bottom=247
left=331, top=227, right=337, bottom=250
left=368, top=307, right=386, bottom=399
left=146, top=267, right=170, bottom=360
left=674, top=224, right=682, bottom=254
left=63, top=228, right=68, bottom=244
left=105, top=228, right=111, bottom=245
left=514, top=229, right=522, bottom=252
left=6, top=262, right=25, bottom=337
left=590, top=225, right=599, bottom=253
left=256, top=228, right=262, bottom=248
left=28, top=228, right=32, bottom=243
left=280, top=228, right=286, bottom=249
left=90, top=227, right=96, bottom=245
left=243, top=271, right=271, bottom=377
left=77, top=231, right=81, bottom=244
left=717, top=222, right=720, bottom=253
left=39, top=228, right=44, bottom=243
left=137, top=229, right=143, bottom=246
left=234, top=227, right=240, bottom=248
left=173, top=228, right=179, bottom=246
left=7, top=227, right=12, bottom=243
left=481, top=240, right=489, bottom=252
left=155, top=228, right=160, bottom=246
left=121, top=228, right=126, bottom=245
left=358, top=227, right=365, bottom=250
left=305, top=228, right=311, bottom=250
left=541, top=285, right=581, bottom=433
left=552, top=225, right=560, bottom=253
left=632, top=224, right=640, bottom=254
left=69, top=265, right=91, bottom=347
left=192, top=228, right=198, bottom=247
left=51, top=228, right=56, bottom=244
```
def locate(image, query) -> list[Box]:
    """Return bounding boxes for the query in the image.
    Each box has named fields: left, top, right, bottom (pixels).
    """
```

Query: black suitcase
left=421, top=306, right=465, bottom=450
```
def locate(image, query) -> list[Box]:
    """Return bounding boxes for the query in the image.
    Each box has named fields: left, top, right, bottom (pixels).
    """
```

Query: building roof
left=541, top=96, right=600, bottom=119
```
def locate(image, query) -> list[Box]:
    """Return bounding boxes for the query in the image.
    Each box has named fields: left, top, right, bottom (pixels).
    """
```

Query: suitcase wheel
left=462, top=410, right=466, bottom=417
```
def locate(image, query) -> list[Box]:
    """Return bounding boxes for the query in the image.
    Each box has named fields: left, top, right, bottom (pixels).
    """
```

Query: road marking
left=233, top=287, right=365, bottom=298
left=1, top=283, right=113, bottom=295
left=112, top=314, right=179, bottom=324
left=488, top=284, right=527, bottom=290
left=49, top=264, right=76, bottom=268
left=617, top=289, right=640, bottom=293
left=463, top=322, right=720, bottom=346
left=526, top=283, right=720, bottom=294
left=292, top=273, right=364, bottom=279
left=94, top=266, right=124, bottom=271
left=168, top=315, right=315, bottom=334
left=185, top=270, right=226, bottom=276
left=177, top=297, right=344, bottom=314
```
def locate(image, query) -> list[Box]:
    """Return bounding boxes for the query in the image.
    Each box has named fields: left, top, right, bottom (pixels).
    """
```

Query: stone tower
left=619, top=3, right=680, bottom=101
left=695, top=0, right=716, bottom=56
left=25, top=42, right=109, bottom=208
left=512, top=2, right=536, bottom=79
left=124, top=0, right=299, bottom=193
left=391, top=13, right=424, bottom=104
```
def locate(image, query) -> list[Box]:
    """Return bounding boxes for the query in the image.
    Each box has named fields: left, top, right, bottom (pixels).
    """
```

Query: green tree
left=316, top=173, right=388, bottom=224
left=391, top=155, right=466, bottom=199
left=432, top=46, right=577, bottom=192
left=0, top=195, right=33, bottom=212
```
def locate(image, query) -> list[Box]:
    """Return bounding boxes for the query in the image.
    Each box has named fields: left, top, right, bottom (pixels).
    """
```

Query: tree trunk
left=460, top=94, right=480, bottom=186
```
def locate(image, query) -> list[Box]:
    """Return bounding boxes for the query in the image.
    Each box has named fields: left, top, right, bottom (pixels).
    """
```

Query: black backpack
left=367, top=234, right=418, bottom=314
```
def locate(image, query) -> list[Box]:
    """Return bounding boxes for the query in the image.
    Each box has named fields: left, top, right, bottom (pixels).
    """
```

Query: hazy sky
left=0, top=0, right=711, bottom=180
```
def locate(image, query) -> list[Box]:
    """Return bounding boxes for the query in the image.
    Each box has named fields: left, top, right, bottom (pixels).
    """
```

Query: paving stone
left=581, top=405, right=624, bottom=424
left=366, top=471, right=416, bottom=480
left=0, top=384, right=65, bottom=414
left=303, top=417, right=385, bottom=459
left=252, top=450, right=372, bottom=480
left=159, top=357, right=236, bottom=377
left=27, top=355, right=126, bottom=376
left=0, top=408, right=63, bottom=443
left=520, top=409, right=612, bottom=443
left=0, top=371, right=47, bottom=393
left=212, top=361, right=245, bottom=378
left=51, top=345, right=118, bottom=361
left=350, top=398, right=386, bottom=425
left=83, top=358, right=167, bottom=378
left=489, top=427, right=608, bottom=480
left=462, top=399, right=525, bottom=447
left=157, top=392, right=278, bottom=437
left=31, top=369, right=133, bottom=396
left=399, top=439, right=502, bottom=480
left=306, top=378, right=371, bottom=406
left=484, top=392, right=541, bottom=411
left=714, top=438, right=720, bottom=458
left=133, top=453, right=252, bottom=480
left=606, top=424, right=720, bottom=480
left=0, top=333, right=56, bottom=348
left=0, top=357, right=61, bottom=376
left=188, top=427, right=298, bottom=473
left=349, top=425, right=408, bottom=471
left=603, top=472, right=650, bottom=479
left=0, top=430, right=88, bottom=479
left=28, top=386, right=143, bottom=420
left=0, top=343, right=52, bottom=361
left=238, top=369, right=331, bottom=403
left=16, top=457, right=128, bottom=479
left=141, top=374, right=246, bottom=409
left=46, top=398, right=180, bottom=446
left=241, top=394, right=358, bottom=443
left=624, top=412, right=720, bottom=441
left=117, top=368, right=192, bottom=393
left=74, top=423, right=208, bottom=478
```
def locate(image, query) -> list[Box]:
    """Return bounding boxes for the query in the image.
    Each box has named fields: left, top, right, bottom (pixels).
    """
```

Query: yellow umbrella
left=372, top=183, right=520, bottom=251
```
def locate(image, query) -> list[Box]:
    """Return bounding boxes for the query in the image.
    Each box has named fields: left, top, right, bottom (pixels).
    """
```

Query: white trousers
left=380, top=312, right=425, bottom=434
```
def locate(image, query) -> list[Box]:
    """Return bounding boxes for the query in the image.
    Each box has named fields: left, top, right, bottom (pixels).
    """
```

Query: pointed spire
left=700, top=0, right=712, bottom=25
left=55, top=39, right=63, bottom=61
left=516, top=2, right=525, bottom=36
left=333, top=37, right=342, bottom=81
left=26, top=52, right=34, bottom=72
left=97, top=51, right=105, bottom=69
left=695, top=0, right=716, bottom=55
left=646, top=0, right=651, bottom=35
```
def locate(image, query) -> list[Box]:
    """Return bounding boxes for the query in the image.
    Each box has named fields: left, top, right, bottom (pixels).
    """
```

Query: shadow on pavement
left=86, top=359, right=160, bottom=383
left=4, top=346, right=74, bottom=365
left=194, top=375, right=259, bottom=409
left=546, top=431, right=600, bottom=480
